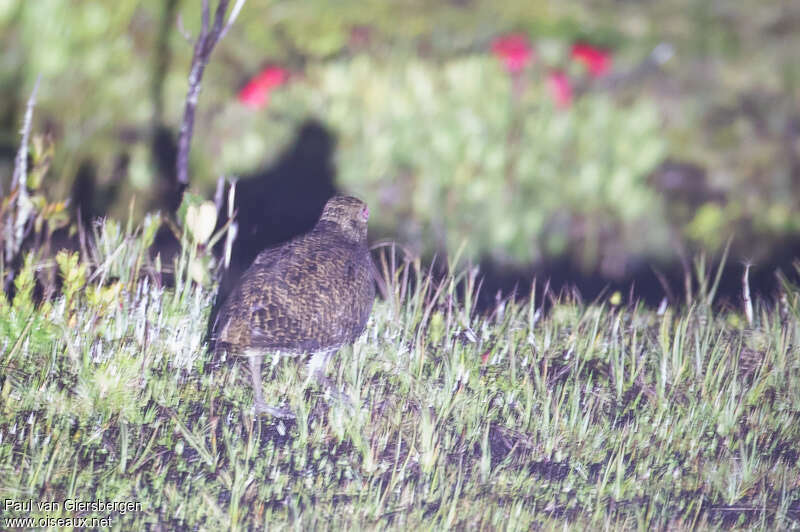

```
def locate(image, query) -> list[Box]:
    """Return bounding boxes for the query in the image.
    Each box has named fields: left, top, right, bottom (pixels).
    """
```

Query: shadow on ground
left=474, top=248, right=800, bottom=312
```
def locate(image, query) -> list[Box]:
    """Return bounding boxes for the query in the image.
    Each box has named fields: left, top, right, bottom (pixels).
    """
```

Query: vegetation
left=281, top=56, right=667, bottom=267
left=1, top=215, right=800, bottom=528
left=2, top=1, right=800, bottom=529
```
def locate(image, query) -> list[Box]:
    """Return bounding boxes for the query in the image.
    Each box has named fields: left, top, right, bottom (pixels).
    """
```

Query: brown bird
left=214, top=195, right=375, bottom=417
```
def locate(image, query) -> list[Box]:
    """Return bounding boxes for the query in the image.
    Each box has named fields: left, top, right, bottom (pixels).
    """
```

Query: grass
left=1, top=217, right=800, bottom=530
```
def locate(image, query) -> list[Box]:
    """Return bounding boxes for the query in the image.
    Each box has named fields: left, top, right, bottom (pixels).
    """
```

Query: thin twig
left=5, top=75, right=41, bottom=264
left=223, top=178, right=237, bottom=269
left=176, top=0, right=246, bottom=186
left=219, top=0, right=246, bottom=40
left=650, top=265, right=675, bottom=303
left=742, top=261, right=753, bottom=326
left=176, top=13, right=193, bottom=43
left=213, top=175, right=226, bottom=213
left=11, top=76, right=40, bottom=192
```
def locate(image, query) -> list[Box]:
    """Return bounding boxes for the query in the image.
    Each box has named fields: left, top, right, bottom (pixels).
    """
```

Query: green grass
left=1, top=218, right=800, bottom=530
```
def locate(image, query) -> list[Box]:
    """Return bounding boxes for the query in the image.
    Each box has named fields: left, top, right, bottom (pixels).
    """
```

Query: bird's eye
left=361, top=206, right=369, bottom=221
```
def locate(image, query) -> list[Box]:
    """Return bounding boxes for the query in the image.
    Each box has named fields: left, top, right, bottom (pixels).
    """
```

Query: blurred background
left=1, top=0, right=799, bottom=303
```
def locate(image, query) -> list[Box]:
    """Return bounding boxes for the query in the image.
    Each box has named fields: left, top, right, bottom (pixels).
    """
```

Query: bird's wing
left=251, top=244, right=284, bottom=269
left=229, top=239, right=330, bottom=351
left=215, top=230, right=372, bottom=353
left=213, top=245, right=286, bottom=349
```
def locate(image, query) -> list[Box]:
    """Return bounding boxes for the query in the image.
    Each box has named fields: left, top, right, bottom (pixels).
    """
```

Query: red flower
left=491, top=33, right=534, bottom=74
left=238, top=66, right=289, bottom=109
left=570, top=43, right=612, bottom=78
left=546, top=70, right=573, bottom=108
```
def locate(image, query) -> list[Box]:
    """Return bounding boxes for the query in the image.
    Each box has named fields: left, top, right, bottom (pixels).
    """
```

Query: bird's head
left=318, top=195, right=370, bottom=243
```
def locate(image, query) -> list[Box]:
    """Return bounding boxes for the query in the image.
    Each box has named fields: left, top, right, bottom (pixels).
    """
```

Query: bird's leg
left=248, top=352, right=269, bottom=413
left=305, top=349, right=334, bottom=386
left=305, top=349, right=353, bottom=410
left=248, top=351, right=295, bottom=419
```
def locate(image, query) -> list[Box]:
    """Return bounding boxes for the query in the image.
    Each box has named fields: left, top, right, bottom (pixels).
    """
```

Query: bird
left=213, top=195, right=375, bottom=417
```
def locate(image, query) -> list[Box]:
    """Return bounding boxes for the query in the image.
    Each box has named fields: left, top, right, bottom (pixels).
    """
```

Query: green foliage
left=245, top=55, right=667, bottom=265
left=0, top=252, right=59, bottom=367
left=11, top=252, right=35, bottom=313
left=56, top=250, right=86, bottom=311
left=88, top=207, right=161, bottom=291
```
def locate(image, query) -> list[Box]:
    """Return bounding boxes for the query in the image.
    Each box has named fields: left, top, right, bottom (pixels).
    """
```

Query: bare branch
left=201, top=0, right=210, bottom=37
left=176, top=0, right=246, bottom=186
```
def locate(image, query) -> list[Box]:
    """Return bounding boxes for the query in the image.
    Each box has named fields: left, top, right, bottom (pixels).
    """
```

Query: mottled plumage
left=214, top=195, right=374, bottom=415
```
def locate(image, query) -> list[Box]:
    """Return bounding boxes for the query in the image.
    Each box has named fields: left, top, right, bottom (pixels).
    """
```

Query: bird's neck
left=315, top=220, right=366, bottom=245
